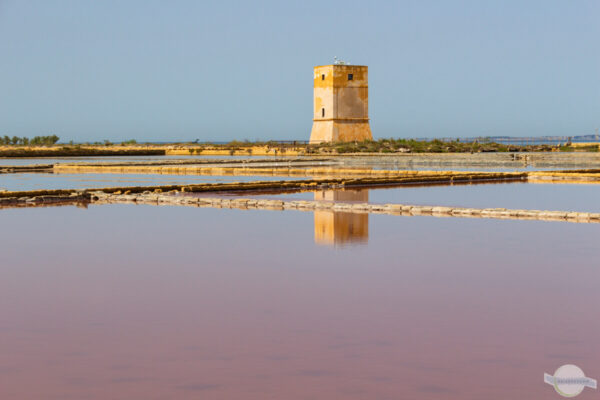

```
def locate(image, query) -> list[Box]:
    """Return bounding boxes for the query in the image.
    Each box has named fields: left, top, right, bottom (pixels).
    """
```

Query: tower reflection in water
left=314, top=189, right=369, bottom=247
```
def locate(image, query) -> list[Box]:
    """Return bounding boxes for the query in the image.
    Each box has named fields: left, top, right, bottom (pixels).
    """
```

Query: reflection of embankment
left=314, top=190, right=368, bottom=246
left=0, top=199, right=88, bottom=210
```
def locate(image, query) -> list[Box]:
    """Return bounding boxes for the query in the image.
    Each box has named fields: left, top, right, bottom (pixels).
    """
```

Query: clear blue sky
left=0, top=0, right=598, bottom=142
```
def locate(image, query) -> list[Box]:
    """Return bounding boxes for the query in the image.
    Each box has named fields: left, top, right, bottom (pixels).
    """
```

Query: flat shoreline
left=1, top=140, right=599, bottom=159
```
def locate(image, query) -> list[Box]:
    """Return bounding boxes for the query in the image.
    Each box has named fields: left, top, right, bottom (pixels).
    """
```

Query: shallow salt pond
left=1, top=154, right=565, bottom=171
left=0, top=172, right=306, bottom=191
left=0, top=204, right=598, bottom=399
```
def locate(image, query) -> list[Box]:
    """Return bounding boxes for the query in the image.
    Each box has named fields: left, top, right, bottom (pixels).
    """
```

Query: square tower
left=309, top=64, right=373, bottom=144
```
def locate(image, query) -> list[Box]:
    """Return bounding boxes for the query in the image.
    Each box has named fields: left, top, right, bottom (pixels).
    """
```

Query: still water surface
left=1, top=154, right=560, bottom=171
left=0, top=204, right=598, bottom=399
left=0, top=172, right=305, bottom=191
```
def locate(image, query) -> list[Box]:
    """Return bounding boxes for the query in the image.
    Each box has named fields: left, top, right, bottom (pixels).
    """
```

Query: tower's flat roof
left=314, top=64, right=367, bottom=68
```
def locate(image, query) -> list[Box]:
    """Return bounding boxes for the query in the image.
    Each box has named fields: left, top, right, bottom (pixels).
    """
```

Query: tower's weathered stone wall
left=310, top=65, right=373, bottom=143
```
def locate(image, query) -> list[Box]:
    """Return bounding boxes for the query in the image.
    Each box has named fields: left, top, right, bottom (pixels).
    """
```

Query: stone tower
left=309, top=63, right=373, bottom=144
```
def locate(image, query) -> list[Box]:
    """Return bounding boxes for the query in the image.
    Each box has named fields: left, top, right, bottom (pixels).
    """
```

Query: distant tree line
left=0, top=135, right=60, bottom=146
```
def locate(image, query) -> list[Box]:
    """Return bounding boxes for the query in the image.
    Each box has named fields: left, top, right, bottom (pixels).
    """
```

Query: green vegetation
left=559, top=145, right=598, bottom=152
left=0, top=135, right=60, bottom=146
left=0, top=147, right=164, bottom=157
left=198, top=138, right=572, bottom=154
left=305, top=138, right=558, bottom=154
left=160, top=138, right=593, bottom=154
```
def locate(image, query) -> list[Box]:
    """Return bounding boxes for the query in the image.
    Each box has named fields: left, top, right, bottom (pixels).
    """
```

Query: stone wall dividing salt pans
left=88, top=191, right=600, bottom=224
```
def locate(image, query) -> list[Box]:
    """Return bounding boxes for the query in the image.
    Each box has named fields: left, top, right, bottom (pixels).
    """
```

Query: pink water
left=0, top=204, right=598, bottom=399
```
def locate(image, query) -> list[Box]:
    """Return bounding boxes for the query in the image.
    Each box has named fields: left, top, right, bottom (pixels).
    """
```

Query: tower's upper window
left=348, top=73, right=353, bottom=81
left=321, top=74, right=325, bottom=80
left=321, top=108, right=325, bottom=117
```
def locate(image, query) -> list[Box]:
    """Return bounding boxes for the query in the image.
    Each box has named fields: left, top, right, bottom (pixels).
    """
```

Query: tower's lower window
left=348, top=73, right=353, bottom=80
left=321, top=108, right=325, bottom=117
left=321, top=74, right=325, bottom=80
